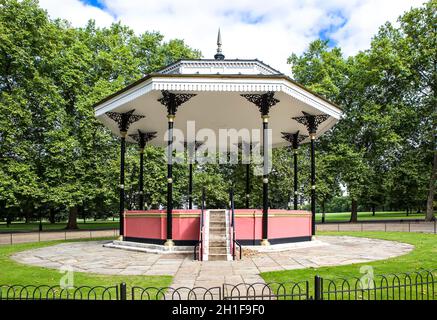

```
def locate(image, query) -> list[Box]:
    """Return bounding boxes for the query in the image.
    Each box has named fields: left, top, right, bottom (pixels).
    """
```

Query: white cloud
left=39, top=0, right=114, bottom=27
left=38, top=0, right=425, bottom=75
left=329, top=0, right=425, bottom=55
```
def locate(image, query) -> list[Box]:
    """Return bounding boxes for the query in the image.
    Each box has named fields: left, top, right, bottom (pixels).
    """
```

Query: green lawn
left=0, top=238, right=172, bottom=299
left=0, top=220, right=118, bottom=233
left=315, top=211, right=426, bottom=223
left=261, top=231, right=437, bottom=299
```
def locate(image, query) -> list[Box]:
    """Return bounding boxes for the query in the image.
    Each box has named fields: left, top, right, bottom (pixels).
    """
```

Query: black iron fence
left=0, top=284, right=119, bottom=300
left=317, top=269, right=436, bottom=300
left=0, top=229, right=119, bottom=245
left=316, top=220, right=437, bottom=234
left=1, top=269, right=435, bottom=300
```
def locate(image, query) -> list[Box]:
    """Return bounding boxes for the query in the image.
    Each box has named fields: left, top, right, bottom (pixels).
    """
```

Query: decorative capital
left=292, top=111, right=330, bottom=135
left=129, top=130, right=157, bottom=149
left=241, top=91, right=279, bottom=116
left=158, top=90, right=196, bottom=115
left=106, top=109, right=144, bottom=133
left=281, top=131, right=308, bottom=148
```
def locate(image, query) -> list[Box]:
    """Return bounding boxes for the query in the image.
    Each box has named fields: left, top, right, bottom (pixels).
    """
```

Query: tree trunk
left=66, top=206, right=79, bottom=230
left=321, top=202, right=326, bottom=223
left=49, top=208, right=56, bottom=224
left=350, top=199, right=358, bottom=223
left=23, top=206, right=32, bottom=224
left=425, top=151, right=436, bottom=221
left=372, top=205, right=376, bottom=216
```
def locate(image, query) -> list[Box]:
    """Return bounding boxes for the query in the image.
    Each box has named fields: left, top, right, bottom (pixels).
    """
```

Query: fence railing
left=317, top=269, right=436, bottom=300
left=316, top=220, right=437, bottom=234
left=0, top=284, right=119, bottom=300
left=0, top=229, right=119, bottom=245
left=1, top=268, right=435, bottom=300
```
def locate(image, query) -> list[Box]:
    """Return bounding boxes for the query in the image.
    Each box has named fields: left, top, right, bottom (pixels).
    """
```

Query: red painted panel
left=124, top=210, right=201, bottom=240
left=124, top=209, right=311, bottom=241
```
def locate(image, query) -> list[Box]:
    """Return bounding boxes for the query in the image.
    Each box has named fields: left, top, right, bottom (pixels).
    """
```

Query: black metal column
left=292, top=134, right=299, bottom=210
left=310, top=134, right=316, bottom=235
left=292, top=112, right=330, bottom=238
left=241, top=92, right=279, bottom=246
left=262, top=116, right=269, bottom=243
left=245, top=163, right=250, bottom=208
left=188, top=163, right=193, bottom=209
left=129, top=130, right=156, bottom=212
left=166, top=115, right=174, bottom=244
left=282, top=132, right=307, bottom=211
left=119, top=131, right=126, bottom=235
left=139, top=147, right=144, bottom=210
left=158, top=90, right=196, bottom=246
left=106, top=110, right=144, bottom=239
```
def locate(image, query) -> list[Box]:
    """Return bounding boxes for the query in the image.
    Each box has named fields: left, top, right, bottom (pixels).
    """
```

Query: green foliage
left=0, top=0, right=435, bottom=225
left=0, top=0, right=200, bottom=224
left=288, top=0, right=436, bottom=218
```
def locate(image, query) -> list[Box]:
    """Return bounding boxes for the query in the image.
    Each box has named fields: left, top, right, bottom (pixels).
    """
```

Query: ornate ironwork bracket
left=240, top=91, right=280, bottom=116
left=158, top=90, right=196, bottom=115
left=281, top=131, right=308, bottom=148
left=129, top=130, right=157, bottom=149
left=106, top=109, right=145, bottom=132
left=292, top=111, right=330, bottom=134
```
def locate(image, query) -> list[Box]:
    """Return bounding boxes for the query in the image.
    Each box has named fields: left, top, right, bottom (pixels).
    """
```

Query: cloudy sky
left=39, top=0, right=424, bottom=75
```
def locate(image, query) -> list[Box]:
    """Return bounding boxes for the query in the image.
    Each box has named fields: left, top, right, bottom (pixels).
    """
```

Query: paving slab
left=11, top=236, right=415, bottom=289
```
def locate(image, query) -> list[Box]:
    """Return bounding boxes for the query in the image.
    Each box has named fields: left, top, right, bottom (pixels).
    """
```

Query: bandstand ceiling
left=94, top=62, right=342, bottom=149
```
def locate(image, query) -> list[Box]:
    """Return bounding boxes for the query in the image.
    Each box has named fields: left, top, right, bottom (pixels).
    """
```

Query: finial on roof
left=214, top=28, right=225, bottom=60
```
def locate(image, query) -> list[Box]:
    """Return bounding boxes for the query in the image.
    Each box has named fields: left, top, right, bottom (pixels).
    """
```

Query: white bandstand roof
left=94, top=58, right=342, bottom=148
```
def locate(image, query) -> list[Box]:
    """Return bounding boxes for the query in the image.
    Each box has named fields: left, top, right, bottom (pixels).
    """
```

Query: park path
left=11, top=236, right=414, bottom=290
left=1, top=221, right=435, bottom=246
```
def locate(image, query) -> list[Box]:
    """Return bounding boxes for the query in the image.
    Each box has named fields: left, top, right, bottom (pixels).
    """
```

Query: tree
left=0, top=0, right=201, bottom=227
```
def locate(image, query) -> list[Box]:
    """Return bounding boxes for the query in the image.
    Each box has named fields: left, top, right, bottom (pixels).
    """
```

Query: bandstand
left=94, top=31, right=342, bottom=260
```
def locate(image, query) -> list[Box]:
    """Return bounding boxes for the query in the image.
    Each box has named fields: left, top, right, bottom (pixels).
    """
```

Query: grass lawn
left=0, top=238, right=172, bottom=299
left=315, top=211, right=426, bottom=223
left=261, top=231, right=437, bottom=299
left=0, top=220, right=119, bottom=233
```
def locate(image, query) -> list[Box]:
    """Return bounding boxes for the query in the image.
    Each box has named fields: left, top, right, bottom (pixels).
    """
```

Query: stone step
left=210, top=217, right=225, bottom=222
left=209, top=240, right=226, bottom=246
left=208, top=246, right=227, bottom=254
left=208, top=253, right=228, bottom=261
left=210, top=221, right=226, bottom=227
left=209, top=226, right=226, bottom=232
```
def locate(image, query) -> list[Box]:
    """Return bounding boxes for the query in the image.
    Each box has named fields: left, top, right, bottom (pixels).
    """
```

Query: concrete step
left=210, top=212, right=225, bottom=217
left=209, top=239, right=226, bottom=246
left=210, top=227, right=226, bottom=232
left=210, top=221, right=225, bottom=228
left=208, top=246, right=227, bottom=254
left=208, top=253, right=228, bottom=261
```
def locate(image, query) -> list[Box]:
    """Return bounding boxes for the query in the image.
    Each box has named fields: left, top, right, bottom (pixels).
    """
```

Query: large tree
left=0, top=0, right=201, bottom=228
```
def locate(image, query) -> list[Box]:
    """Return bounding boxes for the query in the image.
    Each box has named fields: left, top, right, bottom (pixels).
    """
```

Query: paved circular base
left=12, top=236, right=413, bottom=287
